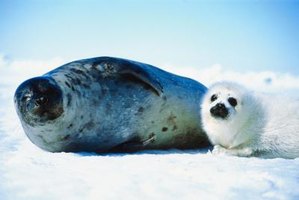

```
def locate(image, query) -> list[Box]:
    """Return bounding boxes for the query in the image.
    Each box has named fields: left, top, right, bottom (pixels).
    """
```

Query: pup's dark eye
left=210, top=94, right=217, bottom=102
left=228, top=97, right=237, bottom=107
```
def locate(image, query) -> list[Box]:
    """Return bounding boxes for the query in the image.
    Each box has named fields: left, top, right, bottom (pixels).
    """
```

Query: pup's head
left=201, top=81, right=254, bottom=128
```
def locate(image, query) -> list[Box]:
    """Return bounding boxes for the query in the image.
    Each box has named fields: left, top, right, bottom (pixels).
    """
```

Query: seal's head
left=201, top=81, right=247, bottom=122
left=200, top=81, right=260, bottom=147
left=14, top=77, right=64, bottom=126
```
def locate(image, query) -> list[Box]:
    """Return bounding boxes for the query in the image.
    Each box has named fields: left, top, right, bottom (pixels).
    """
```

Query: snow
left=1, top=57, right=299, bottom=200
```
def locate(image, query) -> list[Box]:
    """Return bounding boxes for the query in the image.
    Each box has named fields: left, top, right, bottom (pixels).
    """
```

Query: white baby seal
left=200, top=81, right=299, bottom=159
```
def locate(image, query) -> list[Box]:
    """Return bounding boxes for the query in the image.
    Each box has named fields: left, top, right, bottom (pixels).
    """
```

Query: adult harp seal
left=14, top=57, right=209, bottom=152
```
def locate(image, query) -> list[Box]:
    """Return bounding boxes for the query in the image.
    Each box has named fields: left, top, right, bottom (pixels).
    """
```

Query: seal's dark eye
left=228, top=97, right=237, bottom=107
left=211, top=94, right=217, bottom=102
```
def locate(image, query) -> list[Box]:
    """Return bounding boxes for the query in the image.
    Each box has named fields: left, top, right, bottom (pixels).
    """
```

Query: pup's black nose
left=14, top=77, right=64, bottom=124
left=210, top=103, right=228, bottom=119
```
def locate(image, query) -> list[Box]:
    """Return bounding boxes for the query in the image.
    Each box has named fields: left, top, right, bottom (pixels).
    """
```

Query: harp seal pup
left=14, top=56, right=210, bottom=153
left=200, top=81, right=299, bottom=159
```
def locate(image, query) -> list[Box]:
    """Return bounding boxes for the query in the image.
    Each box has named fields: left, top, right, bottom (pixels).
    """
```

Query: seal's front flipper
left=112, top=133, right=156, bottom=152
left=117, top=61, right=164, bottom=96
left=92, top=57, right=164, bottom=96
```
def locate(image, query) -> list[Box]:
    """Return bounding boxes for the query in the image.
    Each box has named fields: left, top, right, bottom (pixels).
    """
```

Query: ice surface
left=1, top=57, right=299, bottom=200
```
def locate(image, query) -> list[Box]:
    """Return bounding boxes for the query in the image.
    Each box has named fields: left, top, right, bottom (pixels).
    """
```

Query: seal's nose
left=210, top=103, right=228, bottom=119
left=14, top=77, right=64, bottom=124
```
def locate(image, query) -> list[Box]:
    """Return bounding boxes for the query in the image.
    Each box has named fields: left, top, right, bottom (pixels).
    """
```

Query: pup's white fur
left=201, top=81, right=299, bottom=159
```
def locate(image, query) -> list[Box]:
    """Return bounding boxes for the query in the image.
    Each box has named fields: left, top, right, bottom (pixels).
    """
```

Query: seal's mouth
left=210, top=103, right=229, bottom=119
left=14, top=77, right=64, bottom=126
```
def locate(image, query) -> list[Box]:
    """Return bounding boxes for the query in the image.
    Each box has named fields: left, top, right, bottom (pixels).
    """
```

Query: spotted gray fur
left=14, top=57, right=210, bottom=153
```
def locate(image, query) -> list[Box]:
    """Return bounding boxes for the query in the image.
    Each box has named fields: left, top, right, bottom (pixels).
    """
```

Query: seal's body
left=15, top=57, right=209, bottom=152
left=201, top=81, right=299, bottom=159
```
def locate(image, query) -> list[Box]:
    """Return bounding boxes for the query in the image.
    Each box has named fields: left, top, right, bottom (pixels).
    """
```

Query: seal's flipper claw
left=111, top=133, right=156, bottom=152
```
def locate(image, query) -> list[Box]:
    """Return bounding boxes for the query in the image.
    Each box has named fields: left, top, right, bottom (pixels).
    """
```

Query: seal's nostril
left=35, top=96, right=48, bottom=106
left=216, top=103, right=225, bottom=109
left=210, top=103, right=228, bottom=119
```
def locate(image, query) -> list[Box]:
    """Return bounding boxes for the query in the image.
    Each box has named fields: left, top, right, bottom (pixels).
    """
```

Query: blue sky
left=1, top=0, right=299, bottom=74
